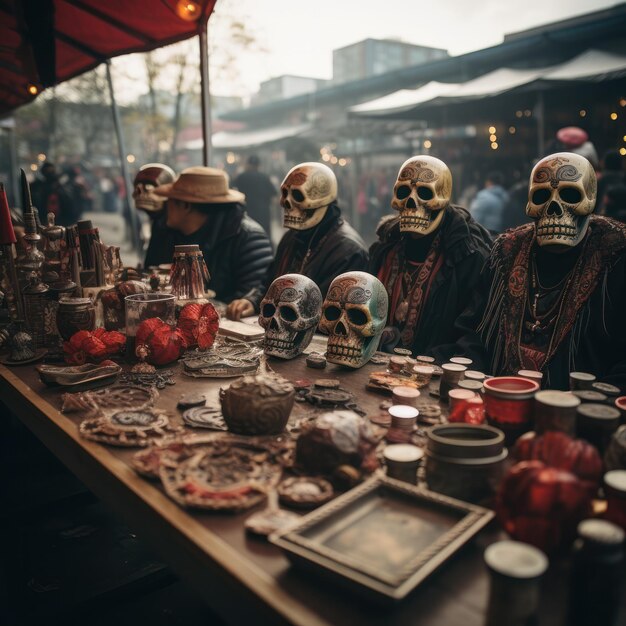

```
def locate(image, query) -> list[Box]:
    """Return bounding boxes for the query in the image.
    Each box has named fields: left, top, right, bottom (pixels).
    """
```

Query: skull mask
left=526, top=152, right=596, bottom=250
left=280, top=162, right=337, bottom=230
left=319, top=271, right=388, bottom=369
left=259, top=274, right=322, bottom=359
left=391, top=156, right=452, bottom=236
left=133, top=163, right=175, bottom=213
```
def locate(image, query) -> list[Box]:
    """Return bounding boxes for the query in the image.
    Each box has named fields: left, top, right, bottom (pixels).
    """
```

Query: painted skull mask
left=259, top=274, right=322, bottom=359
left=319, top=271, right=388, bottom=369
left=280, top=162, right=337, bottom=230
left=391, top=155, right=452, bottom=236
left=133, top=163, right=175, bottom=213
left=526, top=152, right=596, bottom=250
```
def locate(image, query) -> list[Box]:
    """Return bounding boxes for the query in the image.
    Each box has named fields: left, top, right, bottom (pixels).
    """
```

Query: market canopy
left=0, top=0, right=217, bottom=116
left=350, top=49, right=626, bottom=117
left=184, top=123, right=313, bottom=150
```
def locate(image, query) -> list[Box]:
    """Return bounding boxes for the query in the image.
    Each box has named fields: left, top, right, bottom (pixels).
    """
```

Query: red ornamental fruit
left=135, top=317, right=186, bottom=365
left=512, top=431, right=603, bottom=485
left=63, top=329, right=126, bottom=364
left=496, top=460, right=595, bottom=553
left=177, top=302, right=219, bottom=349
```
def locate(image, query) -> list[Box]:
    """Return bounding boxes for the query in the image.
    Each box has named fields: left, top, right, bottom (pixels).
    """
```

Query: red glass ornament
left=177, top=302, right=219, bottom=349
left=63, top=328, right=126, bottom=364
left=496, top=460, right=595, bottom=553
left=135, top=317, right=185, bottom=365
left=512, top=431, right=603, bottom=486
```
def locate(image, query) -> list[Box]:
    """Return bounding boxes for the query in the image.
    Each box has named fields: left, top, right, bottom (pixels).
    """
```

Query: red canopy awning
left=0, top=0, right=217, bottom=116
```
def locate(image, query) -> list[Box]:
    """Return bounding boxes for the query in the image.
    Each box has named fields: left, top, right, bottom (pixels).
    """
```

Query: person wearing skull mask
left=369, top=155, right=492, bottom=355
left=437, top=152, right=626, bottom=390
left=226, top=162, right=368, bottom=321
left=132, top=163, right=177, bottom=268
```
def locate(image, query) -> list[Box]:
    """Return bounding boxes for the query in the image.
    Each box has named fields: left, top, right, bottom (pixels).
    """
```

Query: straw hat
left=155, top=166, right=245, bottom=204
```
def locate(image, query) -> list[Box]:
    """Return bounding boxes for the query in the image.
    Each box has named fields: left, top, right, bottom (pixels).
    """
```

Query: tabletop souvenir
left=61, top=383, right=158, bottom=413
left=37, top=361, right=121, bottom=387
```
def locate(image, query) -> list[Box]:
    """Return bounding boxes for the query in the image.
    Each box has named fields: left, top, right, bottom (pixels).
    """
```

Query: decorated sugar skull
left=280, top=162, right=337, bottom=230
left=526, top=152, right=596, bottom=249
left=259, top=274, right=322, bottom=359
left=133, top=163, right=175, bottom=213
left=391, top=156, right=452, bottom=236
left=319, top=271, right=388, bottom=369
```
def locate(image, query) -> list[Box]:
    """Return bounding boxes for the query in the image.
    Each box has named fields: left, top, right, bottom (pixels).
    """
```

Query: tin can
left=383, top=444, right=423, bottom=485
left=425, top=423, right=507, bottom=503
left=577, top=403, right=621, bottom=455
left=604, top=470, right=626, bottom=530
left=570, top=371, right=597, bottom=391
left=56, top=297, right=95, bottom=340
left=484, top=540, right=548, bottom=626
left=534, top=390, right=580, bottom=436
left=392, top=386, right=420, bottom=408
left=483, top=377, right=540, bottom=445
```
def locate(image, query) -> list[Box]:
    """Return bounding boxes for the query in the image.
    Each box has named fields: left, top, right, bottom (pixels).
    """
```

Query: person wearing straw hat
left=155, top=166, right=273, bottom=304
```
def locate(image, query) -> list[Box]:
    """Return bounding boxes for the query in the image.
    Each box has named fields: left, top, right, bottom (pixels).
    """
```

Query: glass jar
left=124, top=292, right=176, bottom=358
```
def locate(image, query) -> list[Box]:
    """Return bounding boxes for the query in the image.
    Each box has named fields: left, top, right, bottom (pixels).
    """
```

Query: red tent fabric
left=0, top=0, right=217, bottom=116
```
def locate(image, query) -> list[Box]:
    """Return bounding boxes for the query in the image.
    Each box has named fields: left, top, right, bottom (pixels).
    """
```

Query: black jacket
left=144, top=211, right=178, bottom=268
left=245, top=204, right=369, bottom=311
left=174, top=204, right=273, bottom=303
left=369, top=206, right=492, bottom=355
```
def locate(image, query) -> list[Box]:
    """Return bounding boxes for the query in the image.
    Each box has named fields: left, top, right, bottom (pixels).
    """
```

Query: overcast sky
left=113, top=0, right=619, bottom=100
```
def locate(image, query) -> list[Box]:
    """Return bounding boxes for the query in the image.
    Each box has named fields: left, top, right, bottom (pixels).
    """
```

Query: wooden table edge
left=0, top=364, right=329, bottom=626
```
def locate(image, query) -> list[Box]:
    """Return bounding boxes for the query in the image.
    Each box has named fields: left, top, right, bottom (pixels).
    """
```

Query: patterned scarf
left=377, top=232, right=443, bottom=348
left=478, top=216, right=626, bottom=375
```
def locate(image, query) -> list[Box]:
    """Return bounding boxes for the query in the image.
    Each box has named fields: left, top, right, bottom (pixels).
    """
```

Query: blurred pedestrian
left=30, top=161, right=77, bottom=226
left=232, top=155, right=277, bottom=236
left=469, top=171, right=509, bottom=234
left=597, top=150, right=624, bottom=214
left=604, top=184, right=626, bottom=223
left=64, top=165, right=92, bottom=218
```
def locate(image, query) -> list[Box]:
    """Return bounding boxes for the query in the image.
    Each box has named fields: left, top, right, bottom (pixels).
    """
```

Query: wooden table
left=0, top=348, right=575, bottom=626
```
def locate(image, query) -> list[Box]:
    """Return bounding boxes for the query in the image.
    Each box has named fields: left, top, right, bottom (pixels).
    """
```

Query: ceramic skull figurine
left=526, top=152, right=597, bottom=249
left=259, top=274, right=323, bottom=359
left=280, top=162, right=337, bottom=230
left=391, top=155, right=452, bottom=235
left=319, top=271, right=388, bottom=368
left=133, top=163, right=176, bottom=213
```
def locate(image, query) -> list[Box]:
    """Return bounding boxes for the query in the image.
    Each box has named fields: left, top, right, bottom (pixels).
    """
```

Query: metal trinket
left=79, top=408, right=181, bottom=447
left=177, top=393, right=206, bottom=409
left=61, top=383, right=158, bottom=413
left=278, top=477, right=334, bottom=509
left=182, top=406, right=227, bottom=431
left=119, top=368, right=176, bottom=389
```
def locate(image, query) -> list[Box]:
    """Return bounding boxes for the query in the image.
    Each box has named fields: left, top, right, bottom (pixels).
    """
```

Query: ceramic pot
left=220, top=373, right=295, bottom=435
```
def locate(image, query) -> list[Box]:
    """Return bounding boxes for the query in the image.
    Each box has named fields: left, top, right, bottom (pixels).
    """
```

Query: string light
left=610, top=112, right=618, bottom=121
left=330, top=156, right=338, bottom=165
left=620, top=98, right=626, bottom=107
left=515, top=110, right=523, bottom=118
left=623, top=135, right=626, bottom=142
left=175, top=0, right=200, bottom=21
left=488, top=126, right=496, bottom=134
left=226, top=152, right=236, bottom=164
left=30, top=163, right=38, bottom=171
left=491, top=142, right=498, bottom=150
left=27, top=84, right=38, bottom=95
left=620, top=148, right=626, bottom=156
left=509, top=126, right=516, bottom=134
left=37, top=153, right=46, bottom=161
left=126, top=154, right=136, bottom=163
left=489, top=134, right=497, bottom=142
left=338, top=158, right=347, bottom=167
left=524, top=109, right=532, bottom=117
left=322, top=154, right=331, bottom=162
left=423, top=139, right=432, bottom=149
left=579, top=110, right=586, bottom=117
